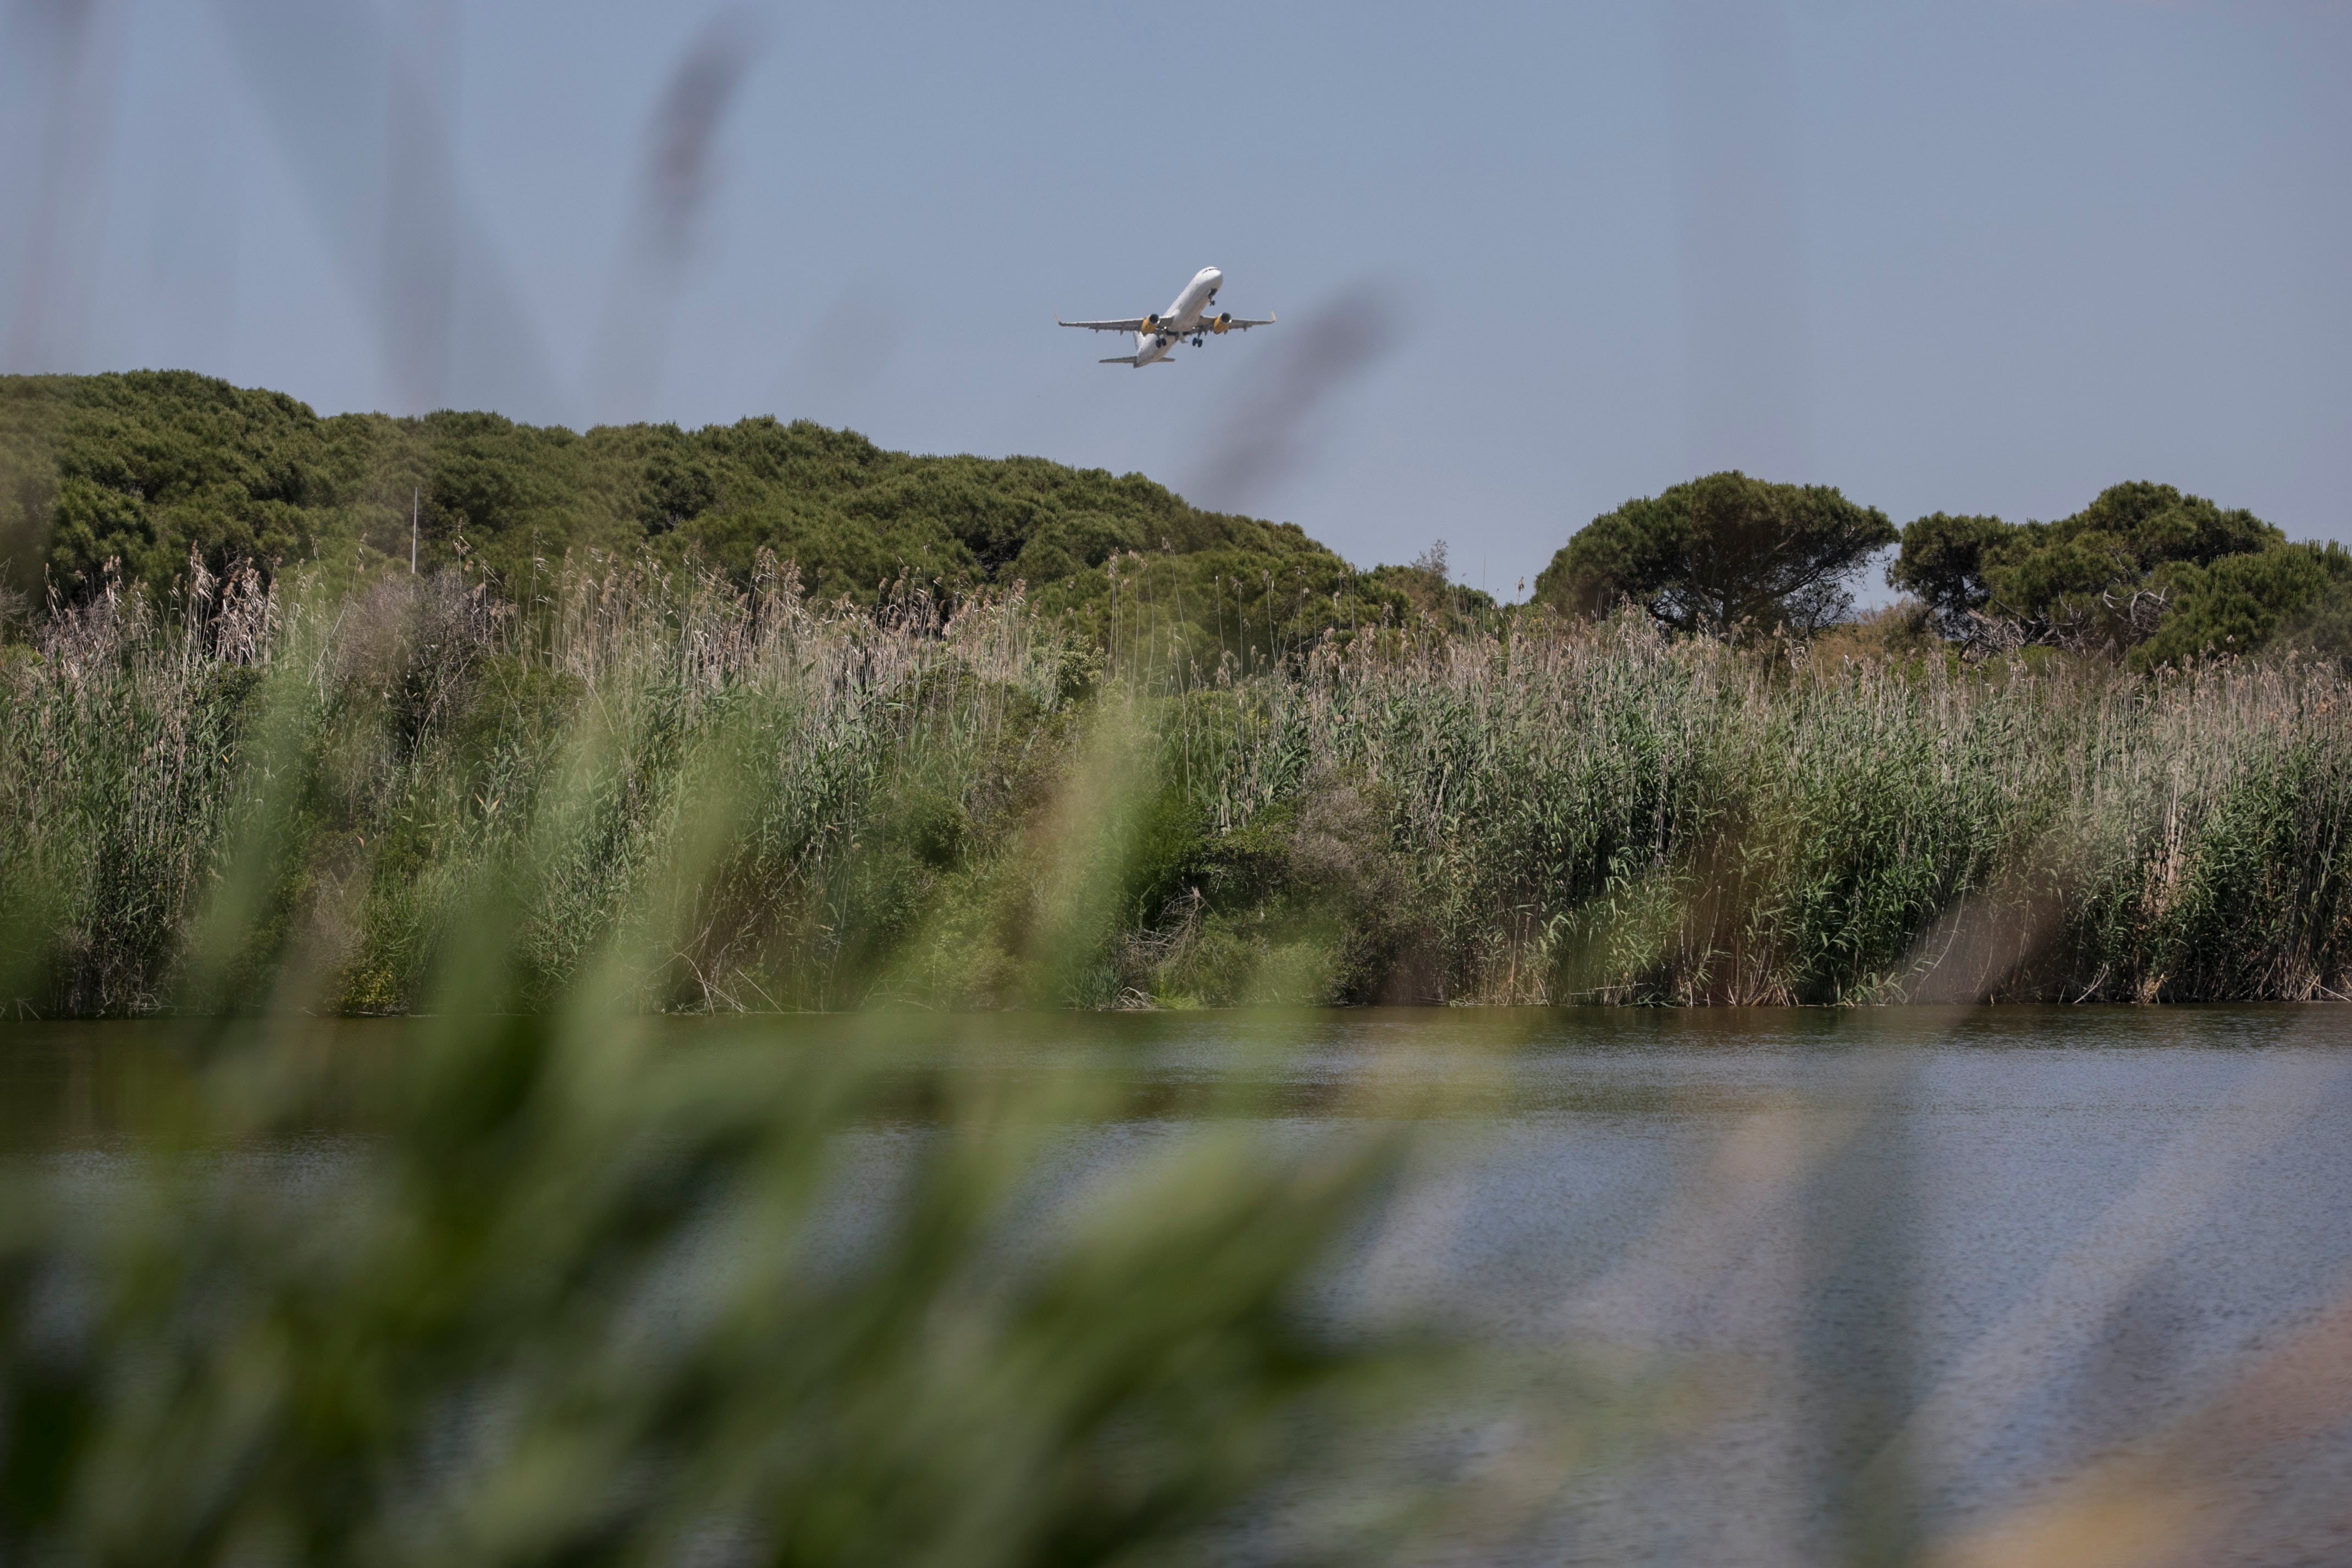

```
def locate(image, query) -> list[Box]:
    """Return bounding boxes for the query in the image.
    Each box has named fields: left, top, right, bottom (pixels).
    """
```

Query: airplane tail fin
left=1099, top=356, right=1141, bottom=365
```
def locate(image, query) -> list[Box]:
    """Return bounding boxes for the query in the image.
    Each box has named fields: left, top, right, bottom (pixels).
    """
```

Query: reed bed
left=3, top=558, right=2348, bottom=1017
left=1256, top=624, right=2352, bottom=1004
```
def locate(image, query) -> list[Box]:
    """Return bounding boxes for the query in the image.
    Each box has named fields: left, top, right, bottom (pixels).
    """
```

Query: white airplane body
left=1057, top=266, right=1275, bottom=366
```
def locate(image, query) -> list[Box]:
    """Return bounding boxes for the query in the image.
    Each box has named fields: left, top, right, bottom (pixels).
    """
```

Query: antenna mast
left=411, top=488, right=419, bottom=575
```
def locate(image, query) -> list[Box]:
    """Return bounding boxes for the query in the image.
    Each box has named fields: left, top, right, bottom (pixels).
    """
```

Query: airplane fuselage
left=1130, top=266, right=1223, bottom=365
left=1059, top=265, right=1267, bottom=365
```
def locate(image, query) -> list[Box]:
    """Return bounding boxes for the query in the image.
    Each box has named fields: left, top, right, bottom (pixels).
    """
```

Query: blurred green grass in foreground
left=1, top=1011, right=1580, bottom=1565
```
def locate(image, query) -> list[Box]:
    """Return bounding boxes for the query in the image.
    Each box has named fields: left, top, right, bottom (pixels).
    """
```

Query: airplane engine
left=1208, top=313, right=1232, bottom=334
left=1144, top=313, right=1162, bottom=331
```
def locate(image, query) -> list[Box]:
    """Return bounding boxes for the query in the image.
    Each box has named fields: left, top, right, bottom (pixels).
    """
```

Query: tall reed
left=3, top=559, right=2347, bottom=1015
left=1245, top=622, right=2352, bottom=1004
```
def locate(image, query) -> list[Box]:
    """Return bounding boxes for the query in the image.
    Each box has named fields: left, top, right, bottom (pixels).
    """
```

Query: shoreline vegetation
left=4, top=554, right=2347, bottom=1017
left=2, top=369, right=2349, bottom=1017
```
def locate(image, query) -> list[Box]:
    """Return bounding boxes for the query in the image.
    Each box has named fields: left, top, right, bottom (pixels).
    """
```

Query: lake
left=5, top=1004, right=2349, bottom=1565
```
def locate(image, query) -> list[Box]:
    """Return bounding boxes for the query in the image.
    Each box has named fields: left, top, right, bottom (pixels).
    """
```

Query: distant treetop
left=1534, top=471, right=1896, bottom=639
left=0, top=369, right=1472, bottom=664
left=1, top=371, right=1315, bottom=597
left=1889, top=481, right=2350, bottom=667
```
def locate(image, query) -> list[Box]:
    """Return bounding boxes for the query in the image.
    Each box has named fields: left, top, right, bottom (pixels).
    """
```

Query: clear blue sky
left=4, top=0, right=2347, bottom=598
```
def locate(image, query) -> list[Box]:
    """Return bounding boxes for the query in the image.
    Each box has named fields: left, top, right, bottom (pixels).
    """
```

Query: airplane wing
left=1058, top=317, right=1148, bottom=333
left=1214, top=316, right=1276, bottom=331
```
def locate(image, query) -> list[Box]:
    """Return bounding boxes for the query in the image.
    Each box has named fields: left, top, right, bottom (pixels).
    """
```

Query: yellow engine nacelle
left=1144, top=313, right=1162, bottom=332
left=1208, top=313, right=1232, bottom=334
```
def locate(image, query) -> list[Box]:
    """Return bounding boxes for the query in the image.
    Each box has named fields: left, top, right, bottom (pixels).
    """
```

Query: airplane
left=1057, top=266, right=1275, bottom=367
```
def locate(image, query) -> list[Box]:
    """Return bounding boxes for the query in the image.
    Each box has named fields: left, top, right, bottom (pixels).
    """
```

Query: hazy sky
left=4, top=0, right=2347, bottom=598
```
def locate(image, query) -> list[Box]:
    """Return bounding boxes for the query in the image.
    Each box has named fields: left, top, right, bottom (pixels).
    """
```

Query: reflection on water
left=5, top=1004, right=2349, bottom=1565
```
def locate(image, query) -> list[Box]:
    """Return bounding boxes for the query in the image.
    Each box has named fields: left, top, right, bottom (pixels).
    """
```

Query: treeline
left=1537, top=470, right=2352, bottom=669
left=9, top=373, right=2347, bottom=681
left=0, top=371, right=1489, bottom=662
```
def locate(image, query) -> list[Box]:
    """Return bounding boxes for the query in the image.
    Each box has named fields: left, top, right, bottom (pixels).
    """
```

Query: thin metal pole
left=411, top=487, right=418, bottom=575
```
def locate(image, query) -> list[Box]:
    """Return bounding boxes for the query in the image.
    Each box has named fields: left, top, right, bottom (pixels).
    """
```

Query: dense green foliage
left=5, top=563, right=2348, bottom=1017
left=1890, top=481, right=2352, bottom=667
left=8, top=372, right=2352, bottom=1013
left=16, top=373, right=2350, bottom=678
left=1533, top=472, right=1896, bottom=638
left=1535, top=472, right=2351, bottom=671
left=0, top=371, right=1461, bottom=661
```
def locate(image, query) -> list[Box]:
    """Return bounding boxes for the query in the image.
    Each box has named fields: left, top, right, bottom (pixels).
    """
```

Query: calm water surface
left=7, top=1005, right=2349, bottom=1565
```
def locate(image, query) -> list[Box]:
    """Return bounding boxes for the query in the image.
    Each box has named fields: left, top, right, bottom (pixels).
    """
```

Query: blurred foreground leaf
left=0, top=1011, right=1619, bottom=1566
